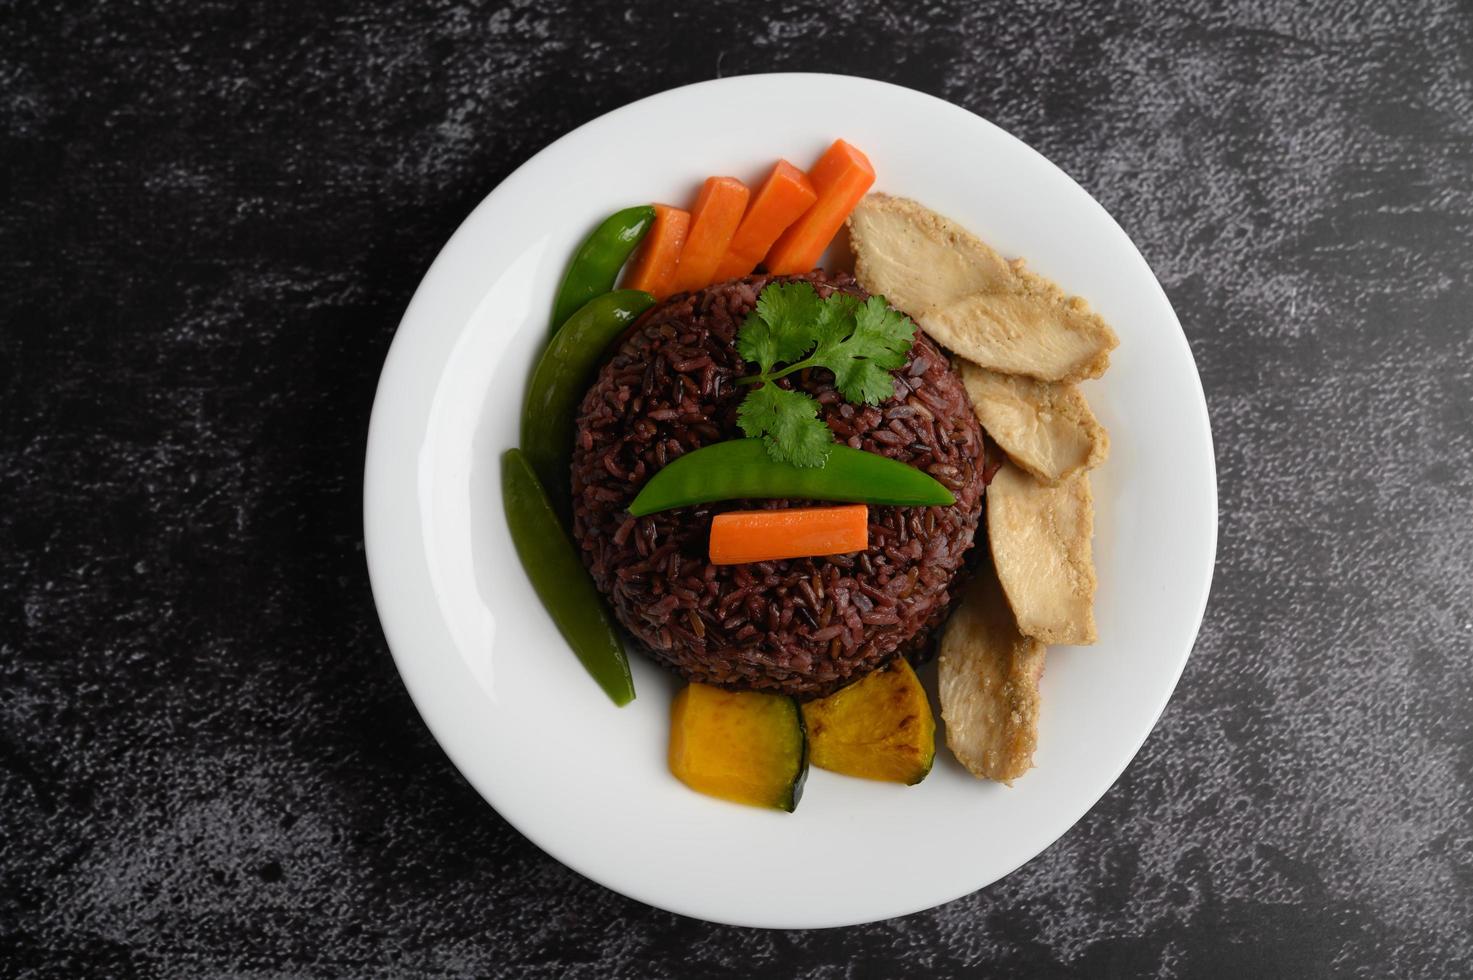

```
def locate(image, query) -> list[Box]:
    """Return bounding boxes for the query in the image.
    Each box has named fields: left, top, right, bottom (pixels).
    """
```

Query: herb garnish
left=735, top=283, right=917, bottom=467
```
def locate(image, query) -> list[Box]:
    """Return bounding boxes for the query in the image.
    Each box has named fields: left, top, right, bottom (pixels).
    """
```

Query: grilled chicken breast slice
left=938, top=558, right=1047, bottom=784
left=987, top=462, right=1098, bottom=645
left=959, top=362, right=1108, bottom=484
left=849, top=194, right=1118, bottom=382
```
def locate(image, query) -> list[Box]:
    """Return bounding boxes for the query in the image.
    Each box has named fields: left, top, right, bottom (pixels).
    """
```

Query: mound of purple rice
left=571, top=272, right=987, bottom=699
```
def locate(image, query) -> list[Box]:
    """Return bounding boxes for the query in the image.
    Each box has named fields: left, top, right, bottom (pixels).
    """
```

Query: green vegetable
left=550, top=205, right=655, bottom=335
left=735, top=282, right=917, bottom=467
left=501, top=448, right=635, bottom=707
left=523, top=289, right=656, bottom=517
left=627, top=439, right=954, bottom=517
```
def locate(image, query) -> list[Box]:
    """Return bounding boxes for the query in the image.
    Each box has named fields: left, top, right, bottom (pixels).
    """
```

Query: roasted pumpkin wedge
left=800, top=657, right=935, bottom=784
left=668, top=683, right=808, bottom=812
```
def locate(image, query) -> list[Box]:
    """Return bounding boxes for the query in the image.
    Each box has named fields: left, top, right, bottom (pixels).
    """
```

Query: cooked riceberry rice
left=571, top=271, right=987, bottom=699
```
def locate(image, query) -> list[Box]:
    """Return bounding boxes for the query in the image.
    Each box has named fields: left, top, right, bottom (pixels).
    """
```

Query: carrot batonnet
left=670, top=176, right=750, bottom=294
left=709, top=504, right=870, bottom=565
left=712, top=160, right=818, bottom=281
left=622, top=204, right=690, bottom=300
left=763, top=140, right=876, bottom=276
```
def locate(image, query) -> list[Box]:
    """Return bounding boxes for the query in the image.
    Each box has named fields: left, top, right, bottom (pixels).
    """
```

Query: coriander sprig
left=734, top=283, right=917, bottom=467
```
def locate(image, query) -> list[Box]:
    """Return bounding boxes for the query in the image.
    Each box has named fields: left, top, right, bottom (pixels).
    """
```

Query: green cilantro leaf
left=735, top=312, right=791, bottom=376
left=737, top=282, right=826, bottom=372
left=732, top=284, right=917, bottom=466
left=755, top=282, right=827, bottom=351
left=811, top=290, right=862, bottom=348
left=806, top=296, right=916, bottom=405
left=735, top=382, right=834, bottom=468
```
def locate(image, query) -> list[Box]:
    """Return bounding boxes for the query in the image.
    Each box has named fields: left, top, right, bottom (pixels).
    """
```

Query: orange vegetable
left=712, top=160, right=818, bottom=281
left=763, top=140, right=876, bottom=275
left=669, top=683, right=807, bottom=811
left=622, top=204, right=690, bottom=300
left=800, top=658, right=935, bottom=784
left=709, top=504, right=869, bottom=565
left=669, top=176, right=750, bottom=294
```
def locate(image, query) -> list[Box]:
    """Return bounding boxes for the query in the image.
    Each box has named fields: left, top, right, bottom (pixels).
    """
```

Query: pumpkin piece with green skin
left=668, top=683, right=808, bottom=811
left=800, top=657, right=935, bottom=785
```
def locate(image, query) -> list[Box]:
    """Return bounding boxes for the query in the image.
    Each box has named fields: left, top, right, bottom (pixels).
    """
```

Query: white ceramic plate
left=364, top=74, right=1216, bottom=929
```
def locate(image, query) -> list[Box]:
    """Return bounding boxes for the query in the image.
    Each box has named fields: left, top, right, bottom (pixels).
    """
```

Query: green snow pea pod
left=549, top=205, right=655, bottom=335
left=501, top=448, right=635, bottom=707
left=627, top=439, right=956, bottom=517
left=522, top=289, right=656, bottom=517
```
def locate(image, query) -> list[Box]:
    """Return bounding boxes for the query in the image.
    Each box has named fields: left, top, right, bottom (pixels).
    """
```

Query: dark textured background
left=4, top=1, right=1472, bottom=976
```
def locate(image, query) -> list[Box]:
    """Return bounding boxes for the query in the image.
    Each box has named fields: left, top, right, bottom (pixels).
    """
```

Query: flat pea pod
left=502, top=449, right=635, bottom=707
left=628, top=439, right=956, bottom=517
left=550, top=205, right=655, bottom=335
left=523, top=289, right=656, bottom=516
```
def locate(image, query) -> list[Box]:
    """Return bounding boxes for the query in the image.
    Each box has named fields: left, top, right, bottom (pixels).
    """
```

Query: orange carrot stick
left=623, top=204, right=690, bottom=300
left=712, top=160, right=818, bottom=281
left=763, top=140, right=876, bottom=276
left=709, top=504, right=869, bottom=565
left=670, top=176, right=750, bottom=294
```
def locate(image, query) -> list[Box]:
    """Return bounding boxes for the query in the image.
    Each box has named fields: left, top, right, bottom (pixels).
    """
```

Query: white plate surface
left=364, top=73, right=1217, bottom=929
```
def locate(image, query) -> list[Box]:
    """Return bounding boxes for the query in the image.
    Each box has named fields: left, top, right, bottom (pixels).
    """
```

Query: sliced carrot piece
left=709, top=504, right=869, bottom=565
left=763, top=140, right=876, bottom=276
left=670, top=176, right=750, bottom=294
left=623, top=204, right=690, bottom=300
left=712, top=249, right=755, bottom=284
left=712, top=160, right=818, bottom=281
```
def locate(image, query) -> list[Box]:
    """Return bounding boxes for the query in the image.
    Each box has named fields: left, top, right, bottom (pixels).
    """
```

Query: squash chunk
left=669, top=684, right=808, bottom=811
left=800, top=658, right=935, bottom=784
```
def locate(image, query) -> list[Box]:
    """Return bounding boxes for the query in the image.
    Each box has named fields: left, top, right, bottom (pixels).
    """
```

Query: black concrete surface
left=3, top=1, right=1471, bottom=976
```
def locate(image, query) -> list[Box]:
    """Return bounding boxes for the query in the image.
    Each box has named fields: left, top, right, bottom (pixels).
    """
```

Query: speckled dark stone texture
left=3, top=1, right=1471, bottom=976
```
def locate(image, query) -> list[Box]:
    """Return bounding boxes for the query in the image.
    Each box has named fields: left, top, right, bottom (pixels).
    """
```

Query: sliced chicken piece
left=848, top=192, right=1015, bottom=312
left=848, top=194, right=1118, bottom=382
left=938, top=558, right=1046, bottom=784
left=921, top=290, right=1115, bottom=382
left=987, top=462, right=1097, bottom=645
left=959, top=362, right=1109, bottom=484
